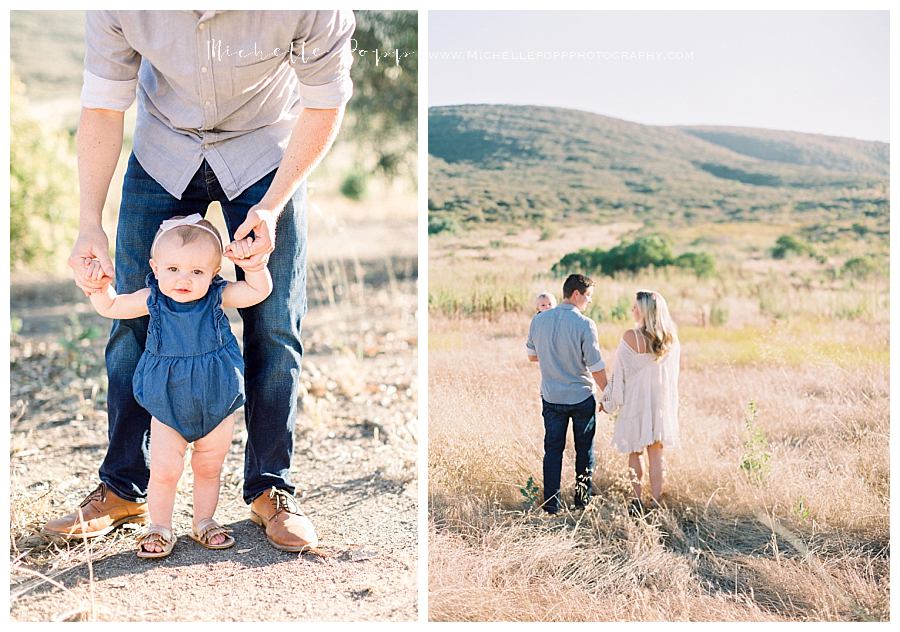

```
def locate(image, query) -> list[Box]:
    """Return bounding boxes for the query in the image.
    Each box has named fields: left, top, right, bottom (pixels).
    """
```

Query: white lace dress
left=600, top=330, right=680, bottom=453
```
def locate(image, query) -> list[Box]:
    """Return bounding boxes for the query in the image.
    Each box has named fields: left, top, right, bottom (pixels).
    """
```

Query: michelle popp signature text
left=206, top=38, right=414, bottom=66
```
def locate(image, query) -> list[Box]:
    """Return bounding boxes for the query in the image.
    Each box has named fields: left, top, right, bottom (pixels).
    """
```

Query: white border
left=3, top=0, right=897, bottom=628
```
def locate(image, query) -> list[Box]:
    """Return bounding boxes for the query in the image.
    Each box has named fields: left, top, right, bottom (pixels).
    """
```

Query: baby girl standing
left=86, top=214, right=271, bottom=557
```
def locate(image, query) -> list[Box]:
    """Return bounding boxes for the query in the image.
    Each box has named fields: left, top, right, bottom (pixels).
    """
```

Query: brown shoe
left=42, top=483, right=148, bottom=539
left=249, top=487, right=318, bottom=552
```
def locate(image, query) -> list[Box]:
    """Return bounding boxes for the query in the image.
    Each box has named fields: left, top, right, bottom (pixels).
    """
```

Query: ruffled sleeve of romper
left=600, top=339, right=628, bottom=416
left=209, top=275, right=228, bottom=307
left=144, top=272, right=159, bottom=312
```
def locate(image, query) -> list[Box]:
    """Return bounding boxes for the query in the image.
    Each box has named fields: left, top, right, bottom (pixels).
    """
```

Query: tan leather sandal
left=190, top=518, right=235, bottom=550
left=136, top=525, right=176, bottom=559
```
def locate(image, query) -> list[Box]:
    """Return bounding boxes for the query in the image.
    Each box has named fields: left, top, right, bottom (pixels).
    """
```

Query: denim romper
left=132, top=273, right=245, bottom=442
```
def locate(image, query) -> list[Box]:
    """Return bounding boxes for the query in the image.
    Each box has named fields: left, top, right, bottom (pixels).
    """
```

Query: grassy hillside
left=428, top=104, right=888, bottom=232
left=679, top=125, right=889, bottom=175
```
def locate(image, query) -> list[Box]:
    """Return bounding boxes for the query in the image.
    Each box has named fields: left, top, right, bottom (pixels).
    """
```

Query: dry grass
left=10, top=275, right=419, bottom=621
left=428, top=316, right=889, bottom=621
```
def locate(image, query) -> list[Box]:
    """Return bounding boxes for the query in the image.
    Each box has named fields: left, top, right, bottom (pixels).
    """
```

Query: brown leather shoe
left=249, top=487, right=318, bottom=552
left=42, top=483, right=148, bottom=539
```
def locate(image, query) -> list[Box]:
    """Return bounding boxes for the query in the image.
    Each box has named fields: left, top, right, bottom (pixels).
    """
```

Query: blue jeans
left=99, top=153, right=307, bottom=504
left=541, top=395, right=596, bottom=513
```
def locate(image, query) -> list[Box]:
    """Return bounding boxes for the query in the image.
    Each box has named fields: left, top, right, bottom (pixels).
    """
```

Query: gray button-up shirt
left=81, top=10, right=355, bottom=200
left=526, top=303, right=605, bottom=405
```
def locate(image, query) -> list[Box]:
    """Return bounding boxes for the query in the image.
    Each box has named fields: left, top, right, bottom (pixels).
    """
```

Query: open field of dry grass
left=427, top=226, right=889, bottom=622
left=429, top=317, right=888, bottom=621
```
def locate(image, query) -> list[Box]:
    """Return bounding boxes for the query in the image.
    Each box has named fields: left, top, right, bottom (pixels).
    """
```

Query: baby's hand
left=224, top=236, right=255, bottom=265
left=85, top=259, right=113, bottom=289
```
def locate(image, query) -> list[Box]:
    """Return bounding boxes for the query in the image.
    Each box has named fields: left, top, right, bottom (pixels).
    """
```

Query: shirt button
left=205, top=100, right=211, bottom=106
left=199, top=23, right=206, bottom=30
left=201, top=66, right=208, bottom=73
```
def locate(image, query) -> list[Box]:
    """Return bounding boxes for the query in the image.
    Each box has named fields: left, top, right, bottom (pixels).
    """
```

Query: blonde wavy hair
left=636, top=290, right=677, bottom=360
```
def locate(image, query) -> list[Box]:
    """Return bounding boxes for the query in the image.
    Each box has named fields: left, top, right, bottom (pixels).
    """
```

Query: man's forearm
left=258, top=107, right=344, bottom=213
left=76, top=108, right=125, bottom=229
left=592, top=370, right=608, bottom=391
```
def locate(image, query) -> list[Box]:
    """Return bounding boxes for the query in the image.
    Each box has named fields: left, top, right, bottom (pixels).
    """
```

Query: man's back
left=526, top=303, right=604, bottom=405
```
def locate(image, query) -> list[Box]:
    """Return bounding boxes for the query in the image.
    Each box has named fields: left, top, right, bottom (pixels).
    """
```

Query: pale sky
left=429, top=11, right=889, bottom=142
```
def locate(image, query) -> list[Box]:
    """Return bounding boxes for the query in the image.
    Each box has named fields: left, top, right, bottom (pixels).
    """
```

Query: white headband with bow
left=151, top=213, right=222, bottom=254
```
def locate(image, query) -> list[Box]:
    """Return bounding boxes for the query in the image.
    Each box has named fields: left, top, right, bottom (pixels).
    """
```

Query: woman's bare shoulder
left=622, top=329, right=638, bottom=351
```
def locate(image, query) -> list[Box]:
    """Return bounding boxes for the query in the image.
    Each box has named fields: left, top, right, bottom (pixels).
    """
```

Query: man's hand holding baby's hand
left=69, top=228, right=115, bottom=296
left=231, top=207, right=277, bottom=272
left=225, top=237, right=263, bottom=270
left=86, top=259, right=114, bottom=290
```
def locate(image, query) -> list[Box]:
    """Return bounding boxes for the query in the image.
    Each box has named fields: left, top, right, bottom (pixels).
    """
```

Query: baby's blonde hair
left=151, top=216, right=224, bottom=260
left=536, top=291, right=557, bottom=307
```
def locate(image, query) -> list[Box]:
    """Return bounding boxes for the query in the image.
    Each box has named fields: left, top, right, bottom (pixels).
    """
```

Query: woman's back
left=601, top=328, right=680, bottom=453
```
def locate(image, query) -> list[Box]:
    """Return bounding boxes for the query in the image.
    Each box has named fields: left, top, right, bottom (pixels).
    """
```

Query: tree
left=345, top=11, right=417, bottom=181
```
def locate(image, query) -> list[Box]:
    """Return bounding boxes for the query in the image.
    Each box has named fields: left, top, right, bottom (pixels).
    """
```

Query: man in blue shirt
left=526, top=274, right=607, bottom=514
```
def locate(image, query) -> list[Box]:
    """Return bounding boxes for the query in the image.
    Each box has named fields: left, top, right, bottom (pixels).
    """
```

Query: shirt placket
left=197, top=15, right=217, bottom=149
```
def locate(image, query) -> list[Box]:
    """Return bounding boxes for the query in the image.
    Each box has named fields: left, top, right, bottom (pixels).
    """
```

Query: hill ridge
left=428, top=103, right=888, bottom=229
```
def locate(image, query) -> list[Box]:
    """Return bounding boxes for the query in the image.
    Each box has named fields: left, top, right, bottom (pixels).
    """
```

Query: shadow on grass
left=429, top=484, right=889, bottom=621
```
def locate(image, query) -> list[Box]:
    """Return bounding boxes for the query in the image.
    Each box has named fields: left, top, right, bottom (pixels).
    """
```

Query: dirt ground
left=9, top=256, right=418, bottom=622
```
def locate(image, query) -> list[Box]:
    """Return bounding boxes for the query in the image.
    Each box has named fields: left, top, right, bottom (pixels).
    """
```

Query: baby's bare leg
left=146, top=418, right=188, bottom=553
left=191, top=416, right=235, bottom=545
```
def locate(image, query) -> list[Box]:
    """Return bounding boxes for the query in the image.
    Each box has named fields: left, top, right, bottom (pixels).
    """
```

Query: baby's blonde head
left=535, top=291, right=557, bottom=312
left=151, top=216, right=223, bottom=263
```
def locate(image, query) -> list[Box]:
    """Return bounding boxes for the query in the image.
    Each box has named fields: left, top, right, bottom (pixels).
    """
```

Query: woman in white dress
left=599, top=290, right=680, bottom=515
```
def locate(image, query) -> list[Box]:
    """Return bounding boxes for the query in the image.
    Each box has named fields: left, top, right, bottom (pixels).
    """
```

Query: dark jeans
left=99, top=153, right=307, bottom=504
left=541, top=394, right=596, bottom=513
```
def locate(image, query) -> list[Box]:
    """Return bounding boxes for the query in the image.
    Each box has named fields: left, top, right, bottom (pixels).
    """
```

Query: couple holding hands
left=526, top=274, right=680, bottom=516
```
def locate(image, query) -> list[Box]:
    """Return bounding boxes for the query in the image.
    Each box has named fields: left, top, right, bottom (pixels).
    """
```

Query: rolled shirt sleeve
left=80, top=11, right=140, bottom=110
left=291, top=10, right=355, bottom=108
left=583, top=321, right=605, bottom=373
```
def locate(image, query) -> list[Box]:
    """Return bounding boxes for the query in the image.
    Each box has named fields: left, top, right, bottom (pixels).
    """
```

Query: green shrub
left=608, top=295, right=632, bottom=321
left=740, top=401, right=771, bottom=484
left=552, top=235, right=673, bottom=276
left=10, top=73, right=79, bottom=272
left=771, top=234, right=813, bottom=259
left=538, top=225, right=557, bottom=241
left=674, top=251, right=717, bottom=278
left=603, top=235, right=674, bottom=273
left=339, top=168, right=369, bottom=200
left=709, top=302, right=729, bottom=327
left=428, top=215, right=459, bottom=235
left=842, top=256, right=879, bottom=280
left=519, top=476, right=540, bottom=509
left=553, top=235, right=716, bottom=279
